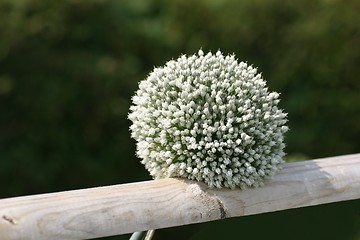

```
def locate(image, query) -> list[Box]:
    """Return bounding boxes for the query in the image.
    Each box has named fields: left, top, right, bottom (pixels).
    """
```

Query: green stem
left=129, top=231, right=146, bottom=240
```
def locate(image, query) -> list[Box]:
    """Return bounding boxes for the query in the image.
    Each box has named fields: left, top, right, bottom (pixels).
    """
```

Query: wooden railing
left=0, top=153, right=359, bottom=240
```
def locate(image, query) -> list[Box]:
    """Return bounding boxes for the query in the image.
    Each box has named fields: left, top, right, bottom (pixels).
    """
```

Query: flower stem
left=129, top=231, right=146, bottom=240
left=129, top=230, right=155, bottom=240
left=145, top=230, right=155, bottom=240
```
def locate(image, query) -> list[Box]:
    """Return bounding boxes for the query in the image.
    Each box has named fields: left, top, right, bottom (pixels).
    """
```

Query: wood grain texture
left=0, top=153, right=359, bottom=240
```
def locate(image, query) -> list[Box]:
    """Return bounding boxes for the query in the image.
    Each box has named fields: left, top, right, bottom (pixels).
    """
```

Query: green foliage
left=0, top=0, right=359, bottom=239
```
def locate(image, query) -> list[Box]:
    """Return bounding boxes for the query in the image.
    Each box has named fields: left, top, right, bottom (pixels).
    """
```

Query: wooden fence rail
left=0, top=153, right=359, bottom=240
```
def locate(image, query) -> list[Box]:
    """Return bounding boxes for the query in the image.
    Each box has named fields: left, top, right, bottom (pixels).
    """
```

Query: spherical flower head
left=129, top=49, right=288, bottom=189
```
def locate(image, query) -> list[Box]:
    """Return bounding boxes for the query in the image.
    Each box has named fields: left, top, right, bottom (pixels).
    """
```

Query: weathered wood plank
left=0, top=153, right=359, bottom=240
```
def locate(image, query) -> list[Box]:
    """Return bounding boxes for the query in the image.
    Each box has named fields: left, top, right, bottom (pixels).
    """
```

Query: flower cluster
left=129, top=50, right=288, bottom=189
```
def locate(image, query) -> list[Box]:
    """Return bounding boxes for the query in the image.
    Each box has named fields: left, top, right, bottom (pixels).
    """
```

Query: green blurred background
left=0, top=0, right=359, bottom=239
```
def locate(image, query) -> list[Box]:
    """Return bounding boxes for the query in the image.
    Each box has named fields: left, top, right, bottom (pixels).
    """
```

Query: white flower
left=129, top=49, right=288, bottom=189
